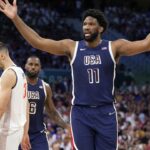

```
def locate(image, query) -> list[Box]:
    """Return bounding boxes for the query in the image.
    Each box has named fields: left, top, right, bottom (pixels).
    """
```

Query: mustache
left=25, top=70, right=39, bottom=78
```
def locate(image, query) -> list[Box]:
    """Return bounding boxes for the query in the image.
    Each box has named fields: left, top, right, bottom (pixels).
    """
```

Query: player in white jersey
left=0, top=42, right=28, bottom=150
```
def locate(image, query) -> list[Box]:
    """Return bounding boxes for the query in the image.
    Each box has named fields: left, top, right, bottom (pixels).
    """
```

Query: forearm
left=0, top=90, right=11, bottom=119
left=48, top=110, right=68, bottom=129
left=12, top=15, right=40, bottom=48
left=24, top=102, right=30, bottom=135
left=23, top=121, right=29, bottom=135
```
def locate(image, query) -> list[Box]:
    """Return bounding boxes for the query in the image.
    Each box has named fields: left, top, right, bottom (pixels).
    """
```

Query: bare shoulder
left=43, top=81, right=49, bottom=88
left=43, top=81, right=52, bottom=93
left=1, top=69, right=16, bottom=79
left=111, top=39, right=130, bottom=55
left=1, top=69, right=16, bottom=88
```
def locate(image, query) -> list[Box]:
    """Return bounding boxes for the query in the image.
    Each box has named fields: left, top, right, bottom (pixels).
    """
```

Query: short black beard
left=84, top=32, right=99, bottom=42
left=26, top=70, right=39, bottom=79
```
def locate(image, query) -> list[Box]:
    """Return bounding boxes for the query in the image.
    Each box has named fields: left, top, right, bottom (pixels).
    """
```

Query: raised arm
left=112, top=34, right=150, bottom=59
left=0, top=69, right=16, bottom=118
left=0, top=0, right=76, bottom=56
left=13, top=15, right=75, bottom=56
left=44, top=82, right=69, bottom=129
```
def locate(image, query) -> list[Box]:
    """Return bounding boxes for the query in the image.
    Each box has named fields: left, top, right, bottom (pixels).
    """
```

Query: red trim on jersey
left=70, top=128, right=76, bottom=150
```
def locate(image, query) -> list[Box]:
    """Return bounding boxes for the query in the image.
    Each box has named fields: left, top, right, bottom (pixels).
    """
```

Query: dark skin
left=21, top=57, right=69, bottom=150
left=0, top=1, right=150, bottom=62
left=44, top=82, right=68, bottom=128
left=25, top=57, right=68, bottom=129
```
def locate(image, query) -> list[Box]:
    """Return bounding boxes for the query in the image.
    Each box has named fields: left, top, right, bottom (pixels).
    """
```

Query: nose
left=31, top=65, right=36, bottom=70
left=83, top=24, right=91, bottom=32
left=84, top=24, right=90, bottom=30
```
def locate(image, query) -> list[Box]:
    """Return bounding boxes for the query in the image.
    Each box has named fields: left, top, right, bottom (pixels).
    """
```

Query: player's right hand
left=0, top=0, right=18, bottom=20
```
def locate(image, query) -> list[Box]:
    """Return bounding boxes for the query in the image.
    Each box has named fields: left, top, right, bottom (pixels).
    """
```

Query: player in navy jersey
left=1, top=1, right=150, bottom=149
left=19, top=56, right=69, bottom=150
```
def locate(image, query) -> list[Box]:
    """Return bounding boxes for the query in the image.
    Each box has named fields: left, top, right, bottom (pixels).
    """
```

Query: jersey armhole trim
left=70, top=41, right=78, bottom=65
left=109, top=41, right=116, bottom=64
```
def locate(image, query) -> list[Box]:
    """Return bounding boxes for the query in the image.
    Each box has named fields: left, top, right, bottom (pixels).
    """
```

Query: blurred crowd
left=0, top=0, right=150, bottom=149
left=0, top=0, right=150, bottom=68
left=104, top=6, right=150, bottom=40
left=45, top=74, right=150, bottom=150
left=116, top=80, right=150, bottom=150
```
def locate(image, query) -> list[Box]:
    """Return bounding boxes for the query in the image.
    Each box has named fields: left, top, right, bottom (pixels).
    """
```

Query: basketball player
left=1, top=1, right=150, bottom=149
left=0, top=42, right=28, bottom=150
left=19, top=56, right=69, bottom=150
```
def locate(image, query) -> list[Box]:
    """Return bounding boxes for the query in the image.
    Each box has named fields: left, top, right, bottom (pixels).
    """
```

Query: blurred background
left=0, top=0, right=150, bottom=149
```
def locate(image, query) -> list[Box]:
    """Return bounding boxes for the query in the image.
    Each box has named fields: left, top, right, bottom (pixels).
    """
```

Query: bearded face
left=83, top=16, right=102, bottom=42
left=83, top=30, right=99, bottom=42
left=25, top=57, right=41, bottom=79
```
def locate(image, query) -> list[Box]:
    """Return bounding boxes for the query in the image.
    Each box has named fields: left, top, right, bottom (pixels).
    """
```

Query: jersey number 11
left=87, top=68, right=100, bottom=84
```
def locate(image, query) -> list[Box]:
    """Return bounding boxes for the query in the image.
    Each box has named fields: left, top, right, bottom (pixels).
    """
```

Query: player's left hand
left=21, top=133, right=31, bottom=150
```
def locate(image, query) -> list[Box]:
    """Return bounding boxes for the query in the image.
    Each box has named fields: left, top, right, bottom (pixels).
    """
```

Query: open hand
left=0, top=0, right=18, bottom=20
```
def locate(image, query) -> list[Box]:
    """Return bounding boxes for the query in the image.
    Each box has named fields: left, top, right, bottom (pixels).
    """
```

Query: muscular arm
left=12, top=16, right=75, bottom=56
left=0, top=0, right=76, bottom=57
left=44, top=82, right=68, bottom=129
left=112, top=34, right=150, bottom=59
left=0, top=69, right=16, bottom=118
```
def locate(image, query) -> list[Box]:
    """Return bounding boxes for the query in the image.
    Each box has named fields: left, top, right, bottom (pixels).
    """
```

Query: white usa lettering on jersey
left=84, top=55, right=101, bottom=65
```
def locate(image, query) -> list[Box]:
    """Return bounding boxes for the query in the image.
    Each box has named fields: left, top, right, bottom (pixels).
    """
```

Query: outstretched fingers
left=13, top=0, right=17, bottom=6
left=0, top=7, right=4, bottom=12
left=0, top=0, right=6, bottom=9
left=4, top=0, right=9, bottom=4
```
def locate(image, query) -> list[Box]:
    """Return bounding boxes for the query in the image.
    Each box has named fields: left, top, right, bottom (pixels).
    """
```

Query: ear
left=99, top=26, right=104, bottom=33
left=0, top=53, right=5, bottom=60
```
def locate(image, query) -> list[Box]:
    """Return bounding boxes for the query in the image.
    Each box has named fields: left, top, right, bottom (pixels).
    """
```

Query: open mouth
left=84, top=33, right=91, bottom=38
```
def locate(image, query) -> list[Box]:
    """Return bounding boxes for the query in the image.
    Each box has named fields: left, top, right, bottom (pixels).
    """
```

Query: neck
left=3, top=58, right=15, bottom=70
left=27, top=76, right=38, bottom=85
left=85, top=38, right=102, bottom=48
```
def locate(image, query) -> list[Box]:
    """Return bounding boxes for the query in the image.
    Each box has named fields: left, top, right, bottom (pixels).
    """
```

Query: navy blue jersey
left=28, top=79, right=46, bottom=134
left=70, top=40, right=116, bottom=105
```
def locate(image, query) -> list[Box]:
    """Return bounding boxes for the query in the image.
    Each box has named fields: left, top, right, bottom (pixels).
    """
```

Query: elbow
left=30, top=41, right=40, bottom=49
left=145, top=37, right=150, bottom=51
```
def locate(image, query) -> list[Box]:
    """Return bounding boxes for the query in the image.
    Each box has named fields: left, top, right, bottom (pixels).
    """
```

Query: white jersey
left=0, top=66, right=27, bottom=135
